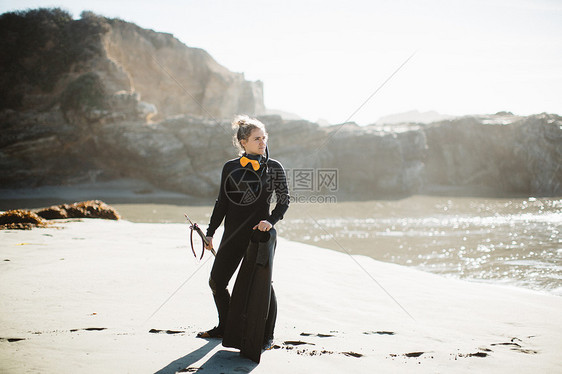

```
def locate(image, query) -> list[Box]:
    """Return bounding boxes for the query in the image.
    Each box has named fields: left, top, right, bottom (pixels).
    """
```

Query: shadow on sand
left=154, top=340, right=257, bottom=374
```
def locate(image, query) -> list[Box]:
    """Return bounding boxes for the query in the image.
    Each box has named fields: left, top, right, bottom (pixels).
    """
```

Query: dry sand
left=1, top=219, right=561, bottom=373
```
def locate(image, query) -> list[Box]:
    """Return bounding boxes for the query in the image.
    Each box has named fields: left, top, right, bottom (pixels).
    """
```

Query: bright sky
left=1, top=0, right=561, bottom=124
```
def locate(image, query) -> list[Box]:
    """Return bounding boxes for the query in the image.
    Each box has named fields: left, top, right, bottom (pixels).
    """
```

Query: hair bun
left=231, top=114, right=251, bottom=130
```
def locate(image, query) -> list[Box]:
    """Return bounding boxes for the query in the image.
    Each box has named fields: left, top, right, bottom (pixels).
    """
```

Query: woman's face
left=241, top=128, right=267, bottom=155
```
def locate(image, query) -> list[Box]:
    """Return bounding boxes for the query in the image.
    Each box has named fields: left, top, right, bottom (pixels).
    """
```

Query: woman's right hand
left=205, top=236, right=213, bottom=251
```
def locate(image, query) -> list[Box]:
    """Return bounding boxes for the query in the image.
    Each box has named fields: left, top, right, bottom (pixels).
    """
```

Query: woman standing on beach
left=198, top=115, right=289, bottom=343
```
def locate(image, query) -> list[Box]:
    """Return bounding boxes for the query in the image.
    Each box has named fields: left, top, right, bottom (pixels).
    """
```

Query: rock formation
left=0, top=8, right=264, bottom=119
left=422, top=113, right=562, bottom=195
left=1, top=9, right=561, bottom=199
left=0, top=210, right=48, bottom=230
left=35, top=200, right=120, bottom=220
left=99, top=15, right=264, bottom=119
left=0, top=200, right=120, bottom=229
left=273, top=113, right=561, bottom=198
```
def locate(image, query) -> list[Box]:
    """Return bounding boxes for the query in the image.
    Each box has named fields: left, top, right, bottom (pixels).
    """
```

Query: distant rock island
left=1, top=8, right=561, bottom=199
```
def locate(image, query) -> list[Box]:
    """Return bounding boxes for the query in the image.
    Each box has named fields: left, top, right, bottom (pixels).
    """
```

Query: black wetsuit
left=206, top=153, right=289, bottom=336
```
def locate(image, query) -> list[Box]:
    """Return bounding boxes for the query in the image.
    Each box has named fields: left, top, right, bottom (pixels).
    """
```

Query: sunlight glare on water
left=277, top=196, right=562, bottom=295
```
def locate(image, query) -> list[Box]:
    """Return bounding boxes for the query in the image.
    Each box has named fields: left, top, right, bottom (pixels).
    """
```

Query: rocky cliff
left=422, top=114, right=562, bottom=195
left=0, top=8, right=264, bottom=119
left=5, top=105, right=559, bottom=199
left=1, top=9, right=561, bottom=199
left=286, top=113, right=561, bottom=198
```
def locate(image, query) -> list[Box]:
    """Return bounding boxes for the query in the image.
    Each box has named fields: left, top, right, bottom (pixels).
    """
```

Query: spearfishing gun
left=185, top=214, right=216, bottom=259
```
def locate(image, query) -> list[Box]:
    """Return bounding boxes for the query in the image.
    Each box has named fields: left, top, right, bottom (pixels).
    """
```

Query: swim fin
left=222, top=229, right=277, bottom=363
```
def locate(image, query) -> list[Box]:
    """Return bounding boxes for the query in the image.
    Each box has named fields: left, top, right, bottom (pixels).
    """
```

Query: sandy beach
left=1, top=219, right=561, bottom=373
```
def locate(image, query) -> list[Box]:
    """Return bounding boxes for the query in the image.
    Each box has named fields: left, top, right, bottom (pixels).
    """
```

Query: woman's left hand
left=253, top=220, right=272, bottom=231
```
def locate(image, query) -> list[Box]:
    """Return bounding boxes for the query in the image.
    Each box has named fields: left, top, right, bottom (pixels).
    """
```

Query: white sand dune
left=1, top=220, right=561, bottom=373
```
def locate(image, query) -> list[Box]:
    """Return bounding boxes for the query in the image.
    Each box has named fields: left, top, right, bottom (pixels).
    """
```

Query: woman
left=198, top=115, right=289, bottom=342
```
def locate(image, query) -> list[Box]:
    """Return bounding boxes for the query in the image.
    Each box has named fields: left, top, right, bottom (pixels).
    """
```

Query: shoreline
left=1, top=190, right=561, bottom=298
left=1, top=219, right=561, bottom=373
left=2, top=180, right=559, bottom=208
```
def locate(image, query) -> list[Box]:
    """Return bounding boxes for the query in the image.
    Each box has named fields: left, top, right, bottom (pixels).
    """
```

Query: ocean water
left=276, top=196, right=562, bottom=296
left=4, top=195, right=558, bottom=295
left=107, top=195, right=562, bottom=296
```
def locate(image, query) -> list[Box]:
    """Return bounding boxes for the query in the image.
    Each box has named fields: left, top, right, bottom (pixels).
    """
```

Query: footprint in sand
left=452, top=351, right=489, bottom=359
left=149, top=329, right=185, bottom=335
left=491, top=337, right=538, bottom=354
left=342, top=351, right=363, bottom=358
left=281, top=341, right=363, bottom=358
left=404, top=352, right=424, bottom=358
left=389, top=351, right=431, bottom=359
left=283, top=340, right=315, bottom=346
left=363, top=331, right=395, bottom=335
left=300, top=332, right=335, bottom=338
left=70, top=327, right=107, bottom=332
left=0, top=337, right=26, bottom=342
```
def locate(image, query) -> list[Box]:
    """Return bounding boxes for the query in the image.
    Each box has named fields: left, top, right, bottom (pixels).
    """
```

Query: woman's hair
left=231, top=115, right=267, bottom=154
